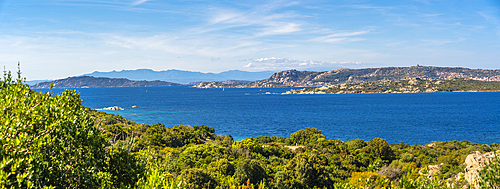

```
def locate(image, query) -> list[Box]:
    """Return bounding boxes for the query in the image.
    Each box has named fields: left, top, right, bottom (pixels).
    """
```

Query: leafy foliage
left=285, top=153, right=332, bottom=188
left=290, top=127, right=324, bottom=145
left=234, top=159, right=268, bottom=185
left=180, top=168, right=216, bottom=189
left=479, top=154, right=500, bottom=188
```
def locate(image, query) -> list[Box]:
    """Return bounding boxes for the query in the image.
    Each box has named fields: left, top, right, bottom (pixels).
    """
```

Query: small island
left=284, top=78, right=500, bottom=94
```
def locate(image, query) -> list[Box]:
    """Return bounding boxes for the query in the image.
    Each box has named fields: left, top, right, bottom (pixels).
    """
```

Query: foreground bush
left=0, top=70, right=109, bottom=187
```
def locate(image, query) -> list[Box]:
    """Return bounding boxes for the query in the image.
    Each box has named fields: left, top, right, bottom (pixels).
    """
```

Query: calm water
left=35, top=86, right=500, bottom=144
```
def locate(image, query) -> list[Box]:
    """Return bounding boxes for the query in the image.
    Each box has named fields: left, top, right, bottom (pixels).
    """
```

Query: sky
left=0, top=0, right=499, bottom=80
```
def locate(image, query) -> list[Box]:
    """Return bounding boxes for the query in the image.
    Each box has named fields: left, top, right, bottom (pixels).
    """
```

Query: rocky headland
left=283, top=78, right=500, bottom=94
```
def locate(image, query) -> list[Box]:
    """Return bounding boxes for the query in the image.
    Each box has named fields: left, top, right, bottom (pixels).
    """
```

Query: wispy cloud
left=420, top=37, right=466, bottom=46
left=105, top=33, right=270, bottom=58
left=131, top=0, right=149, bottom=6
left=419, top=13, right=444, bottom=17
left=310, top=30, right=370, bottom=43
left=204, top=0, right=303, bottom=37
left=477, top=11, right=499, bottom=23
left=412, top=0, right=438, bottom=5
left=257, top=23, right=301, bottom=36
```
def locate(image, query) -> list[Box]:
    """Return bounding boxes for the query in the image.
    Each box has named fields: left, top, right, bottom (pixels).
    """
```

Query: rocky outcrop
left=427, top=163, right=444, bottom=180
left=96, top=106, right=125, bottom=110
left=408, top=78, right=421, bottom=85
left=464, top=151, right=496, bottom=188
left=418, top=163, right=443, bottom=180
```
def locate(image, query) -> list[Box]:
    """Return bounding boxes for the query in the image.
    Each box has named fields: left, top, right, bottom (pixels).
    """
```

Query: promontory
left=194, top=66, right=500, bottom=88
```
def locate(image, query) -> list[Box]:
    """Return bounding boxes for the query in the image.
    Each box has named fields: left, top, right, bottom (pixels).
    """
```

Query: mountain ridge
left=82, top=69, right=275, bottom=84
left=31, top=76, right=182, bottom=89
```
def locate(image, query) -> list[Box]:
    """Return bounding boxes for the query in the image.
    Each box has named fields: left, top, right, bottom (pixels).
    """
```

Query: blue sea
left=35, top=86, right=500, bottom=145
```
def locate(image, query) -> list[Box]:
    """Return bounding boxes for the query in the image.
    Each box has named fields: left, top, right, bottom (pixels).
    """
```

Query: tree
left=362, top=138, right=395, bottom=162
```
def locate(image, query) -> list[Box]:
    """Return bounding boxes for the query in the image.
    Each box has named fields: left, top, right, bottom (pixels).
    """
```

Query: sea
left=35, top=86, right=500, bottom=145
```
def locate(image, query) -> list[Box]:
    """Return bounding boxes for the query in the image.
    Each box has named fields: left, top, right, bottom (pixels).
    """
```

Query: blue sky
left=0, top=0, right=499, bottom=80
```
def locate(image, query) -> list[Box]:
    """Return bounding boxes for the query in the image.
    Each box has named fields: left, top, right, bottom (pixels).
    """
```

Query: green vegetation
left=287, top=78, right=500, bottom=94
left=2, top=68, right=499, bottom=188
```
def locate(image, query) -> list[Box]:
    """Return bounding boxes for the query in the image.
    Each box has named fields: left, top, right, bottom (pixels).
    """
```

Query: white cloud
left=420, top=37, right=466, bottom=46
left=328, top=31, right=370, bottom=37
left=205, top=1, right=303, bottom=37
left=240, top=57, right=362, bottom=70
left=209, top=11, right=243, bottom=24
left=258, top=23, right=301, bottom=36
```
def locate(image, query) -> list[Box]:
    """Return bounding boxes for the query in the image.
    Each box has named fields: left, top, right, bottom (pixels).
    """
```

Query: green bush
left=285, top=153, right=332, bottom=188
left=179, top=168, right=216, bottom=189
left=207, top=158, right=235, bottom=176
left=290, top=127, right=323, bottom=145
left=234, top=159, right=268, bottom=185
left=0, top=70, right=110, bottom=188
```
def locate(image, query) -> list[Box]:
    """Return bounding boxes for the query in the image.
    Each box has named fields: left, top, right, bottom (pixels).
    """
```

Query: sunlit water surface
left=36, top=86, right=500, bottom=144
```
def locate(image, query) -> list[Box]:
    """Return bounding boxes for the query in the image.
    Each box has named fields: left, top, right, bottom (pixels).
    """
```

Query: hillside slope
left=31, top=76, right=182, bottom=88
left=285, top=78, right=500, bottom=94
left=83, top=69, right=275, bottom=84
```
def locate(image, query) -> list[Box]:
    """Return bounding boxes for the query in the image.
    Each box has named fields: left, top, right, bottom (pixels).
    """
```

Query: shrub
left=207, top=158, right=235, bottom=176
left=290, top=127, right=323, bottom=145
left=285, top=153, right=332, bottom=188
left=234, top=159, right=268, bottom=185
left=180, top=168, right=216, bottom=189
left=0, top=69, right=110, bottom=188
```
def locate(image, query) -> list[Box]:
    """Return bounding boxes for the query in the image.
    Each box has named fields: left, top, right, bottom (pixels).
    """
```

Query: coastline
left=282, top=89, right=497, bottom=95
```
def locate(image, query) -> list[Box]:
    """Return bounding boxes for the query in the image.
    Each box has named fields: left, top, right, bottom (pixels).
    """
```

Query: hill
left=285, top=78, right=500, bottom=94
left=82, top=69, right=275, bottom=84
left=31, top=76, right=182, bottom=88
left=194, top=66, right=500, bottom=88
